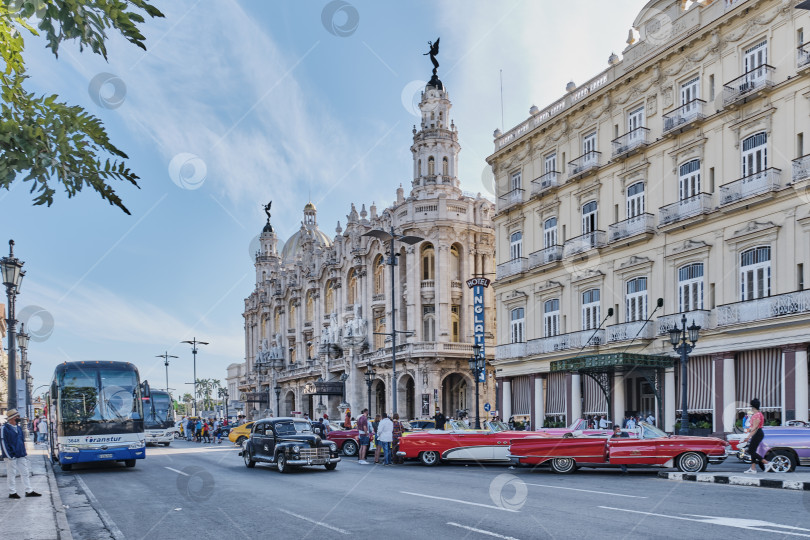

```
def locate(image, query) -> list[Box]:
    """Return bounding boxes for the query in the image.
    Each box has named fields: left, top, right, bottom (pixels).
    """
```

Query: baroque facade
left=240, top=76, right=496, bottom=422
left=488, top=0, right=810, bottom=433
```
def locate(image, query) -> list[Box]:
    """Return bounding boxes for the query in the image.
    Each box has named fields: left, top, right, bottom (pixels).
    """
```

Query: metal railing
left=563, top=231, right=607, bottom=257
left=658, top=193, right=713, bottom=226
left=611, top=127, right=650, bottom=158
left=526, top=329, right=604, bottom=354
left=498, top=188, right=525, bottom=212
left=716, top=290, right=810, bottom=327
left=529, top=246, right=563, bottom=268
left=496, top=257, right=528, bottom=280
left=799, top=43, right=810, bottom=69
left=451, top=280, right=463, bottom=289
left=656, top=310, right=712, bottom=335
left=607, top=320, right=654, bottom=342
left=663, top=99, right=706, bottom=133
left=719, top=168, right=781, bottom=205
left=531, top=171, right=561, bottom=196
left=495, top=342, right=526, bottom=360
left=568, top=151, right=602, bottom=179
left=608, top=213, right=655, bottom=243
left=793, top=154, right=810, bottom=183
left=420, top=280, right=435, bottom=289
left=723, top=65, right=775, bottom=106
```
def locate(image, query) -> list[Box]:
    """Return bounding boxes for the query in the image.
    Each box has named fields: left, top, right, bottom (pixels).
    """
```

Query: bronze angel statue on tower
left=424, top=38, right=440, bottom=75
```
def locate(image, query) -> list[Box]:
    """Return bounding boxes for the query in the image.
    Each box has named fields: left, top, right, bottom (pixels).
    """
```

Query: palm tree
left=181, top=393, right=193, bottom=415
left=196, top=378, right=215, bottom=412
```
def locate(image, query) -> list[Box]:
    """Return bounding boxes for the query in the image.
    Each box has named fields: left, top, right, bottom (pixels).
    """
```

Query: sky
left=2, top=0, right=649, bottom=401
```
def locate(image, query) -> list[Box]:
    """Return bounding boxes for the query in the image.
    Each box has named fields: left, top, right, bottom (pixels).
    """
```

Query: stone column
left=502, top=379, right=512, bottom=421
left=783, top=346, right=798, bottom=422
left=534, top=376, right=545, bottom=429
left=664, top=367, right=676, bottom=432
left=612, top=373, right=625, bottom=426
left=570, top=374, right=582, bottom=423
left=796, top=347, right=809, bottom=422
left=722, top=356, right=735, bottom=433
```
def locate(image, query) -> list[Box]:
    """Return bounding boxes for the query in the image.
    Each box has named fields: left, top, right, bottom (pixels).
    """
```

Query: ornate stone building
left=240, top=75, right=496, bottom=421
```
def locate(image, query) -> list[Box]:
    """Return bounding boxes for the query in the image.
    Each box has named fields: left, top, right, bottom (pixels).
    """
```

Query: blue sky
left=4, top=0, right=647, bottom=398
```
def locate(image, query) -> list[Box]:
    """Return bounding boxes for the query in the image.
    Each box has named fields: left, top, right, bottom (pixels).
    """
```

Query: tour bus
left=47, top=361, right=146, bottom=471
left=143, top=388, right=177, bottom=446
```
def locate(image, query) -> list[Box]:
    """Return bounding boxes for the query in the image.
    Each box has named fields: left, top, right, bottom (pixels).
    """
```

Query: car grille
left=299, top=447, right=330, bottom=459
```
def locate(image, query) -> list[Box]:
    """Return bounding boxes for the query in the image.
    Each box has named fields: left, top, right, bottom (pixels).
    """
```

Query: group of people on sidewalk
left=181, top=416, right=227, bottom=444
left=1, top=409, right=42, bottom=499
left=355, top=409, right=404, bottom=466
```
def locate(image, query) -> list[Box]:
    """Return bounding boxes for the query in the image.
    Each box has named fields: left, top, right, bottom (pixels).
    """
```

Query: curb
left=43, top=452, right=74, bottom=540
left=659, top=471, right=810, bottom=490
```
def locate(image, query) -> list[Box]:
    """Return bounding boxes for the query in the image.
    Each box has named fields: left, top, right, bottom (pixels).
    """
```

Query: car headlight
left=329, top=443, right=337, bottom=451
left=292, top=445, right=300, bottom=453
left=129, top=442, right=144, bottom=449
left=62, top=446, right=80, bottom=453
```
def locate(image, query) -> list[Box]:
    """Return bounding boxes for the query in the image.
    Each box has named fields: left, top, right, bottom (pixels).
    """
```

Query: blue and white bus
left=47, top=361, right=146, bottom=471
left=143, top=388, right=177, bottom=446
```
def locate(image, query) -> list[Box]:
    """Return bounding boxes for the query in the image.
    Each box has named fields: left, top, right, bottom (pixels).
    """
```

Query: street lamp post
left=468, top=344, right=486, bottom=429
left=181, top=338, right=209, bottom=416
left=668, top=314, right=701, bottom=436
left=1, top=239, right=25, bottom=411
left=363, top=227, right=423, bottom=415
left=156, top=352, right=179, bottom=393
left=274, top=384, right=282, bottom=416
left=218, top=387, right=229, bottom=422
left=17, top=324, right=30, bottom=437
left=364, top=364, right=377, bottom=415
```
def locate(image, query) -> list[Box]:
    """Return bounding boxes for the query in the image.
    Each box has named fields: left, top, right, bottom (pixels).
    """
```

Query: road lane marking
left=164, top=467, right=189, bottom=476
left=447, top=522, right=520, bottom=540
left=599, top=507, right=810, bottom=537
left=400, top=491, right=520, bottom=513
left=277, top=508, right=349, bottom=535
left=525, top=483, right=646, bottom=498
left=75, top=474, right=125, bottom=540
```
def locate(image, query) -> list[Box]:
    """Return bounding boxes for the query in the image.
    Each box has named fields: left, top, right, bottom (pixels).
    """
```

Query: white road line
left=164, top=466, right=189, bottom=476
left=75, top=474, right=126, bottom=540
left=447, top=522, right=520, bottom=540
left=525, top=482, right=646, bottom=498
left=399, top=491, right=519, bottom=513
left=599, top=507, right=810, bottom=538
left=277, top=508, right=350, bottom=535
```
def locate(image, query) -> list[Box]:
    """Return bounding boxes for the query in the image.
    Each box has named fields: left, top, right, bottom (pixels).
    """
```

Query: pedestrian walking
left=744, top=398, right=774, bottom=474
left=31, top=416, right=39, bottom=444
left=356, top=409, right=370, bottom=464
left=38, top=416, right=48, bottom=445
left=186, top=417, right=194, bottom=441
left=433, top=410, right=446, bottom=431
left=344, top=409, right=352, bottom=430
left=1, top=409, right=42, bottom=499
left=371, top=414, right=382, bottom=464
left=392, top=413, right=404, bottom=464
left=378, top=413, right=394, bottom=466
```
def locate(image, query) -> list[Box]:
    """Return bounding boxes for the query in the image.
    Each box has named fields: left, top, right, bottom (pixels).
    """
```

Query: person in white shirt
left=626, top=417, right=636, bottom=430
left=646, top=414, right=655, bottom=425
left=377, top=413, right=394, bottom=466
left=598, top=416, right=608, bottom=429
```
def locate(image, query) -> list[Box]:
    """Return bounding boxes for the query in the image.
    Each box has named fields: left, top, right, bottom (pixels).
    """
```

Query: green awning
left=550, top=352, right=674, bottom=373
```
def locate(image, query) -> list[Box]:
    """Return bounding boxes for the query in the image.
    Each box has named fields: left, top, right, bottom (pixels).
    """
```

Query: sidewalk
left=660, top=470, right=810, bottom=490
left=0, top=443, right=73, bottom=540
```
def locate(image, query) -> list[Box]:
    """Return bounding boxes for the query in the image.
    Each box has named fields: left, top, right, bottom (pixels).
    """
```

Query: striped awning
left=582, top=375, right=608, bottom=415
left=676, top=355, right=713, bottom=413
left=545, top=372, right=566, bottom=416
left=511, top=375, right=531, bottom=416
left=736, top=348, right=782, bottom=411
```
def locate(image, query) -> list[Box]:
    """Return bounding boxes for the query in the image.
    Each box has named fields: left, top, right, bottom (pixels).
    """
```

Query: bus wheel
left=60, top=462, right=72, bottom=472
left=125, top=459, right=136, bottom=468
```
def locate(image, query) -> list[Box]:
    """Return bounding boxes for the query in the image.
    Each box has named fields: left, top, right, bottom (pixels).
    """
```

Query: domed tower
left=256, top=206, right=280, bottom=284
left=410, top=77, right=461, bottom=199
left=281, top=202, right=332, bottom=264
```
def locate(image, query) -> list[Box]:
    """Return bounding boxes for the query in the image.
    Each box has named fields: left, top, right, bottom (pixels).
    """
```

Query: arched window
left=442, top=157, right=449, bottom=176
left=679, top=159, right=701, bottom=200
left=626, top=277, right=648, bottom=322
left=582, top=289, right=600, bottom=331
left=374, top=312, right=386, bottom=349
left=450, top=245, right=460, bottom=280
left=451, top=305, right=460, bottom=342
left=678, top=263, right=704, bottom=312
left=544, top=299, right=560, bottom=337
left=544, top=218, right=557, bottom=248
left=374, top=255, right=385, bottom=295
left=274, top=308, right=281, bottom=333
left=288, top=301, right=296, bottom=329
left=627, top=182, right=645, bottom=218
left=510, top=308, right=525, bottom=343
left=423, top=305, right=436, bottom=341
left=262, top=271, right=266, bottom=282
left=417, top=159, right=421, bottom=177
left=347, top=269, right=358, bottom=305
left=428, top=156, right=435, bottom=176
left=325, top=283, right=334, bottom=314
left=740, top=246, right=771, bottom=300
left=510, top=231, right=522, bottom=259
left=742, top=132, right=767, bottom=178
left=582, top=201, right=598, bottom=234
left=305, top=292, right=314, bottom=323
left=422, top=244, right=435, bottom=280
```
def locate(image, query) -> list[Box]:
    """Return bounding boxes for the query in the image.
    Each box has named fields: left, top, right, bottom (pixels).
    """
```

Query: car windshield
left=275, top=421, right=297, bottom=436
left=448, top=419, right=475, bottom=431
left=488, top=421, right=509, bottom=432
left=59, top=367, right=141, bottom=423
left=640, top=422, right=668, bottom=439
left=294, top=420, right=312, bottom=433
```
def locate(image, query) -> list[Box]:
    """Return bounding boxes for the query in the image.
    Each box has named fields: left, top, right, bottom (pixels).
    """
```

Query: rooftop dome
left=280, top=203, right=332, bottom=262
left=304, top=201, right=316, bottom=211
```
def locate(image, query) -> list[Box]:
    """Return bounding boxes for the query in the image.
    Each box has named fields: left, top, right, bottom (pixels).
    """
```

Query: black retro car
left=239, top=418, right=340, bottom=473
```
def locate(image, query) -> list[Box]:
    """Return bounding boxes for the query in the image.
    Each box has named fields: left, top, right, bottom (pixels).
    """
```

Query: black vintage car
left=239, top=418, right=340, bottom=473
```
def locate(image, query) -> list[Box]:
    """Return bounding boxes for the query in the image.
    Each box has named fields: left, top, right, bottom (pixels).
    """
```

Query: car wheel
left=125, top=459, right=136, bottom=468
left=550, top=457, right=577, bottom=474
left=419, top=451, right=441, bottom=466
left=244, top=448, right=256, bottom=468
left=768, top=450, right=797, bottom=473
left=325, top=462, right=338, bottom=471
left=277, top=453, right=290, bottom=474
left=676, top=452, right=707, bottom=473
left=342, top=440, right=358, bottom=457
left=163, top=442, right=171, bottom=447
left=60, top=462, right=72, bottom=472
left=236, top=436, right=246, bottom=446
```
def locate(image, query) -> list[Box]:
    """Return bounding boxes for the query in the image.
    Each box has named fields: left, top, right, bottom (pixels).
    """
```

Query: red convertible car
left=508, top=422, right=730, bottom=473
left=397, top=420, right=548, bottom=466
left=536, top=418, right=612, bottom=438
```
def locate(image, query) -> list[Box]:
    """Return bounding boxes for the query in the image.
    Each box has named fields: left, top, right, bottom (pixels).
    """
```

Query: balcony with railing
left=526, top=329, right=604, bottom=354
left=793, top=154, right=810, bottom=183
left=495, top=342, right=526, bottom=360
left=608, top=213, right=655, bottom=243
left=723, top=65, right=775, bottom=107
left=529, top=246, right=563, bottom=269
left=656, top=310, right=712, bottom=335
left=496, top=257, right=528, bottom=280
left=420, top=280, right=435, bottom=289
left=612, top=127, right=650, bottom=159
left=607, top=320, right=655, bottom=343
left=531, top=171, right=561, bottom=196
left=658, top=193, right=713, bottom=227
left=798, top=43, right=810, bottom=71
left=716, top=290, right=810, bottom=327
left=372, top=293, right=385, bottom=303
left=568, top=151, right=602, bottom=180
left=498, top=188, right=525, bottom=212
left=563, top=231, right=607, bottom=258
left=662, top=99, right=706, bottom=134
left=719, top=168, right=781, bottom=206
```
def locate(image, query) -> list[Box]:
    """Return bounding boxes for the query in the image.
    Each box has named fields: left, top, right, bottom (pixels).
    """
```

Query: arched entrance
left=442, top=373, right=471, bottom=420
left=372, top=379, right=386, bottom=417
left=397, top=374, right=416, bottom=420
left=284, top=391, right=296, bottom=417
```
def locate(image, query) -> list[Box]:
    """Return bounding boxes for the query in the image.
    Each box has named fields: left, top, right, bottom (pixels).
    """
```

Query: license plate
left=98, top=453, right=113, bottom=458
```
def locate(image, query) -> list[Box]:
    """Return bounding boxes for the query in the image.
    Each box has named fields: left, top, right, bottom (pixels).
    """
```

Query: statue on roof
left=424, top=38, right=440, bottom=75
left=264, top=201, right=272, bottom=222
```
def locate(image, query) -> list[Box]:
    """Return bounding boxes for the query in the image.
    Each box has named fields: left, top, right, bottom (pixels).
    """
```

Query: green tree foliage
left=0, top=0, right=164, bottom=214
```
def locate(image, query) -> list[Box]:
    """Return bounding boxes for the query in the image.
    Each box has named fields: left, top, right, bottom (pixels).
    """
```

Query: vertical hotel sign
left=466, top=277, right=490, bottom=383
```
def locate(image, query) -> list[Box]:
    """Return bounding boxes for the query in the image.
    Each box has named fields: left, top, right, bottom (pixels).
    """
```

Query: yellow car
left=228, top=422, right=254, bottom=445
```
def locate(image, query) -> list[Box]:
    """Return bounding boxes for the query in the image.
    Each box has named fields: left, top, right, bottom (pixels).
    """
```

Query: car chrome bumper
left=287, top=456, right=341, bottom=466
left=396, top=451, right=406, bottom=456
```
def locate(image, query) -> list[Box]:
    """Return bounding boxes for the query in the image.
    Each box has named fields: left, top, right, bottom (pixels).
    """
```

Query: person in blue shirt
left=1, top=409, right=42, bottom=499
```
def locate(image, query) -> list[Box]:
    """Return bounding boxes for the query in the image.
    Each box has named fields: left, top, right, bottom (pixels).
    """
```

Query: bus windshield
left=59, top=367, right=142, bottom=433
left=145, top=391, right=173, bottom=429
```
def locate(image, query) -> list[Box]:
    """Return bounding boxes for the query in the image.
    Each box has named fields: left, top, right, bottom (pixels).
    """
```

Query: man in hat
left=1, top=409, right=42, bottom=499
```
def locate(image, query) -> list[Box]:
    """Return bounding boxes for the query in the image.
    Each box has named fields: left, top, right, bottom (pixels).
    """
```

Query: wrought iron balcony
left=658, top=193, right=713, bottom=226
left=607, top=320, right=654, bottom=343
left=529, top=246, right=563, bottom=269
left=568, top=151, right=602, bottom=179
left=531, top=171, right=561, bottom=196
left=723, top=65, right=775, bottom=107
left=526, top=329, right=603, bottom=354
left=563, top=231, right=607, bottom=257
left=611, top=127, right=650, bottom=158
left=656, top=310, right=712, bottom=335
left=608, top=213, right=655, bottom=243
left=496, top=257, right=528, bottom=280
left=716, top=290, right=810, bottom=327
left=662, top=99, right=706, bottom=134
left=799, top=43, right=810, bottom=70
left=495, top=342, right=526, bottom=360
left=719, top=168, right=781, bottom=206
left=498, top=188, right=525, bottom=212
left=793, top=154, right=810, bottom=183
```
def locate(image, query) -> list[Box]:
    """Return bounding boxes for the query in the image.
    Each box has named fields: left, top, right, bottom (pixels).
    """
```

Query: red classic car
left=327, top=427, right=360, bottom=457
left=535, top=418, right=613, bottom=438
left=508, top=422, right=730, bottom=473
left=397, top=420, right=549, bottom=466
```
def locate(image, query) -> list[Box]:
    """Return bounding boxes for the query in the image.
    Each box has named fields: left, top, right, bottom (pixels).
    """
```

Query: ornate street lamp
left=363, top=227, right=423, bottom=415
left=274, top=383, right=282, bottom=416
left=181, top=338, right=209, bottom=416
left=156, top=352, right=179, bottom=393
left=17, top=324, right=30, bottom=432
left=364, top=364, right=377, bottom=415
left=468, top=343, right=486, bottom=429
left=1, top=239, right=24, bottom=411
left=668, top=314, right=700, bottom=436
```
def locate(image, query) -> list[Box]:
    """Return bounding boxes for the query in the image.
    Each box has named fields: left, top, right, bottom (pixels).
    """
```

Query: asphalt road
left=54, top=439, right=810, bottom=540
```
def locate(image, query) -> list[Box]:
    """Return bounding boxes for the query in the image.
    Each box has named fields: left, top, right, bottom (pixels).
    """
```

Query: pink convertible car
left=535, top=418, right=613, bottom=438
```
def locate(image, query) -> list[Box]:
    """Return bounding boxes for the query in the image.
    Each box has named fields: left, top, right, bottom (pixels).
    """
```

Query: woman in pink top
left=745, top=398, right=773, bottom=474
